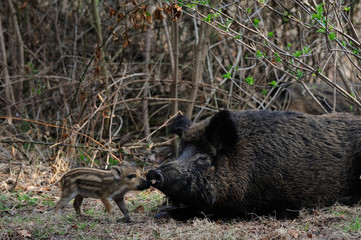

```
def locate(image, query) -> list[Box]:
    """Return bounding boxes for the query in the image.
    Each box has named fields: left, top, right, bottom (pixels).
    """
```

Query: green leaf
left=312, top=4, right=324, bottom=20
left=204, top=14, right=211, bottom=22
left=223, top=72, right=231, bottom=79
left=317, top=27, right=326, bottom=33
left=244, top=76, right=254, bottom=85
left=269, top=80, right=278, bottom=87
left=256, top=50, right=265, bottom=58
left=254, top=18, right=260, bottom=28
left=287, top=43, right=292, bottom=51
left=296, top=70, right=304, bottom=79
left=275, top=55, right=281, bottom=63
left=293, top=50, right=302, bottom=58
left=303, top=46, right=311, bottom=54
left=329, top=32, right=336, bottom=40
left=268, top=32, right=274, bottom=38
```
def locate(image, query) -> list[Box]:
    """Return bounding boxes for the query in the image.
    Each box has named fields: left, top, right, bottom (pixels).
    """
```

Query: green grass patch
left=127, top=190, right=165, bottom=212
left=344, top=216, right=361, bottom=232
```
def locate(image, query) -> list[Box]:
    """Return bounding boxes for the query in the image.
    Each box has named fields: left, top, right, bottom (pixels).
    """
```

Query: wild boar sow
left=147, top=110, right=361, bottom=219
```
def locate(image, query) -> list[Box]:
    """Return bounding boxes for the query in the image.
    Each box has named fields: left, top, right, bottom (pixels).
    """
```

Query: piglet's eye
left=127, top=174, right=136, bottom=179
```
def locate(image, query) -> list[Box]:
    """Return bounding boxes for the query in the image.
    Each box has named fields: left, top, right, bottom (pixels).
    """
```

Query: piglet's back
left=61, top=168, right=116, bottom=192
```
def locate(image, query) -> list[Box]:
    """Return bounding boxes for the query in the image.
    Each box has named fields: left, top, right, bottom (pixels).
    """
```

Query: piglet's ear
left=169, top=114, right=192, bottom=137
left=205, top=110, right=238, bottom=152
left=110, top=166, right=121, bottom=180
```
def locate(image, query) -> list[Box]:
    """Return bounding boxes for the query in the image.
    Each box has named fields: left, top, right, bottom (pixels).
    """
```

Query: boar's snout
left=146, top=169, right=164, bottom=188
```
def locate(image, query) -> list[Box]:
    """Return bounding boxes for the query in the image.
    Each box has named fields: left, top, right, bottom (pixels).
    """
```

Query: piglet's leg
left=100, top=197, right=115, bottom=223
left=54, top=192, right=77, bottom=216
left=114, top=195, right=131, bottom=222
left=73, top=195, right=84, bottom=216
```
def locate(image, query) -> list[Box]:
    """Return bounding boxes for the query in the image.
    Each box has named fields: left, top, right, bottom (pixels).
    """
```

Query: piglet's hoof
left=117, top=217, right=133, bottom=223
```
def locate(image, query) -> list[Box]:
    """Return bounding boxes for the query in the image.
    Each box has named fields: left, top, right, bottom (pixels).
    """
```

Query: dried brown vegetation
left=1, top=1, right=361, bottom=167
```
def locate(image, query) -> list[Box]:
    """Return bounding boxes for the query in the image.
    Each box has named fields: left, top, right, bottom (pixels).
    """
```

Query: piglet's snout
left=138, top=178, right=150, bottom=190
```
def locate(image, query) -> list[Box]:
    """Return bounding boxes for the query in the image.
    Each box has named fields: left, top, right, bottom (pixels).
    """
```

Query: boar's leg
left=113, top=195, right=131, bottom=222
left=54, top=192, right=78, bottom=216
left=73, top=195, right=84, bottom=215
left=100, top=197, right=115, bottom=223
left=156, top=206, right=205, bottom=221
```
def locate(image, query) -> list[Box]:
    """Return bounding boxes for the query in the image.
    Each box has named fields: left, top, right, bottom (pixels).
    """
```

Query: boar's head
left=147, top=110, right=239, bottom=211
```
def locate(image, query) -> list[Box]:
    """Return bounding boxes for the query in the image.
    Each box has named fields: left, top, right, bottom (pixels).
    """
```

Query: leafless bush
left=1, top=0, right=360, bottom=167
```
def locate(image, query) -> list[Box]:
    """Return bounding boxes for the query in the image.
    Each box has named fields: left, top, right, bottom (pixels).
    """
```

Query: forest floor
left=1, top=163, right=361, bottom=239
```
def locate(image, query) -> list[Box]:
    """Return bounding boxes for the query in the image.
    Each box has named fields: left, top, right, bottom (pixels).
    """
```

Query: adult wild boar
left=147, top=110, right=361, bottom=219
left=274, top=82, right=360, bottom=114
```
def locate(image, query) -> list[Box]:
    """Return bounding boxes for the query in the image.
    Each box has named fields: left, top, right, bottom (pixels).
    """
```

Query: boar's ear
left=169, top=114, right=192, bottom=137
left=110, top=166, right=121, bottom=180
left=205, top=110, right=238, bottom=152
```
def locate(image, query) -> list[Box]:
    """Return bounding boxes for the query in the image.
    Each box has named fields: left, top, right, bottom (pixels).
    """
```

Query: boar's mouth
left=147, top=169, right=216, bottom=209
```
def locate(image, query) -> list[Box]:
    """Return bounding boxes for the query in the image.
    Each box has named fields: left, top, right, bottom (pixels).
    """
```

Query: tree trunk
left=143, top=26, right=151, bottom=141
left=170, top=20, right=179, bottom=116
left=91, top=0, right=110, bottom=140
left=185, top=21, right=210, bottom=119
left=7, top=0, right=24, bottom=106
left=0, top=14, right=14, bottom=124
left=163, top=3, right=180, bottom=156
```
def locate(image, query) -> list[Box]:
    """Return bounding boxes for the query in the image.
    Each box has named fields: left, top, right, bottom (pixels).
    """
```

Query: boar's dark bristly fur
left=147, top=110, right=361, bottom=219
left=170, top=114, right=192, bottom=137
left=205, top=110, right=239, bottom=153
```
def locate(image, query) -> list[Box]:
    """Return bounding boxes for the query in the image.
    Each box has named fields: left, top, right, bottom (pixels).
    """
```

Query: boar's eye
left=197, top=155, right=211, bottom=165
left=198, top=156, right=207, bottom=161
left=126, top=174, right=136, bottom=179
